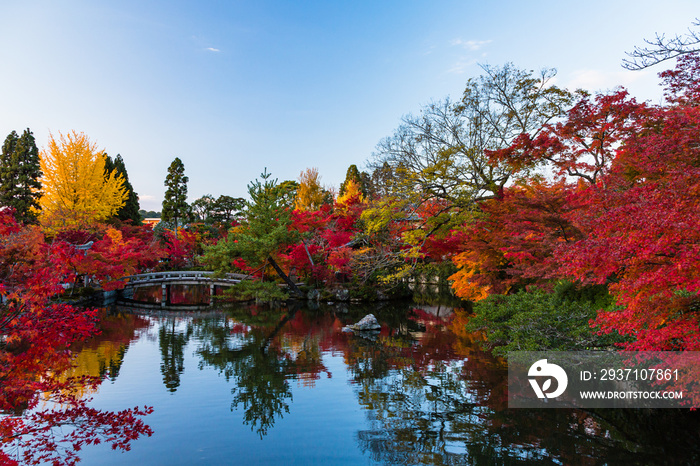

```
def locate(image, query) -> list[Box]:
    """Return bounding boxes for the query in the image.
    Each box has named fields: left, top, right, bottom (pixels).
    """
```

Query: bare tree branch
left=623, top=19, right=700, bottom=70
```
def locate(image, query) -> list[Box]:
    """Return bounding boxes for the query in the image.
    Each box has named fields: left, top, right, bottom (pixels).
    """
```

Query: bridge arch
left=120, top=271, right=251, bottom=307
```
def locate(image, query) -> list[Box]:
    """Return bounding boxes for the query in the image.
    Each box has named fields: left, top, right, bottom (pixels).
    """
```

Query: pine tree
left=105, top=154, right=141, bottom=224
left=162, top=157, right=191, bottom=232
left=0, top=129, right=42, bottom=223
left=202, top=169, right=303, bottom=298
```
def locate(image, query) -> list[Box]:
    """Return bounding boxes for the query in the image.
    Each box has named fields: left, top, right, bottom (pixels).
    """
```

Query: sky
left=0, top=0, right=697, bottom=211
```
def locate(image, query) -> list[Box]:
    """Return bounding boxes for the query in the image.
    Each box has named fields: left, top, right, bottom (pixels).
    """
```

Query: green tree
left=466, top=284, right=623, bottom=356
left=368, top=161, right=394, bottom=199
left=104, top=154, right=141, bottom=224
left=0, top=129, right=42, bottom=223
left=273, top=180, right=299, bottom=208
left=203, top=169, right=302, bottom=298
left=139, top=210, right=161, bottom=219
left=210, top=195, right=245, bottom=225
left=191, top=194, right=215, bottom=223
left=339, top=164, right=370, bottom=198
left=359, top=171, right=372, bottom=199
left=240, top=170, right=295, bottom=266
left=162, top=157, right=191, bottom=232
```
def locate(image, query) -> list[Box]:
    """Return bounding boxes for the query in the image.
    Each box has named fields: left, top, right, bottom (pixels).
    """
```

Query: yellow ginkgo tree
left=294, top=167, right=326, bottom=211
left=39, top=131, right=127, bottom=230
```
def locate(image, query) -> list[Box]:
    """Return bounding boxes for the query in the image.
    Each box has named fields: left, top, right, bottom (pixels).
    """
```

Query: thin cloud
left=205, top=47, right=221, bottom=52
left=450, top=39, right=492, bottom=51
left=566, top=68, right=651, bottom=93
left=448, top=57, right=478, bottom=75
left=423, top=45, right=437, bottom=56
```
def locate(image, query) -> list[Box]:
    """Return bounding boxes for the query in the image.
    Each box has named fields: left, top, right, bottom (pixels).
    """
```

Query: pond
left=59, top=296, right=700, bottom=465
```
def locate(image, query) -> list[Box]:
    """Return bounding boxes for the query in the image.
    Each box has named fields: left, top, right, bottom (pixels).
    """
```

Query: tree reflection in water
left=345, top=310, right=524, bottom=464
left=143, top=298, right=700, bottom=464
left=192, top=305, right=299, bottom=437
left=158, top=318, right=191, bottom=392
left=347, top=307, right=700, bottom=465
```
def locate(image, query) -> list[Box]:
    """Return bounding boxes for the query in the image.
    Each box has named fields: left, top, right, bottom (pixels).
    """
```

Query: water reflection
left=345, top=308, right=523, bottom=464
left=71, top=301, right=700, bottom=465
left=67, top=311, right=151, bottom=387
left=131, top=284, right=214, bottom=305
left=159, top=318, right=191, bottom=391
left=193, top=309, right=295, bottom=437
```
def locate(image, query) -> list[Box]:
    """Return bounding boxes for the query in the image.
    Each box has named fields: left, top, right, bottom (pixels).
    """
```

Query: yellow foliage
left=359, top=196, right=398, bottom=235
left=336, top=178, right=363, bottom=207
left=378, top=263, right=413, bottom=284
left=39, top=131, right=127, bottom=230
left=295, top=167, right=325, bottom=211
left=401, top=229, right=424, bottom=247
left=47, top=340, right=127, bottom=401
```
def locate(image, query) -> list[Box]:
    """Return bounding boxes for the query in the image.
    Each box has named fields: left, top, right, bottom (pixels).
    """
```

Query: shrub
left=467, top=282, right=627, bottom=356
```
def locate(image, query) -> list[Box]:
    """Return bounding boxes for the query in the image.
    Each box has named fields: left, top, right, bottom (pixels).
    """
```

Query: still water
left=67, top=295, right=700, bottom=465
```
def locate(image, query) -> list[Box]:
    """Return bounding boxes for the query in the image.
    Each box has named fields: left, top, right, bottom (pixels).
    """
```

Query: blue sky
left=0, top=1, right=697, bottom=210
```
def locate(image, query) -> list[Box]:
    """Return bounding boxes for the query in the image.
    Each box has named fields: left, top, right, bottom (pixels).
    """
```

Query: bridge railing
left=121, top=271, right=251, bottom=285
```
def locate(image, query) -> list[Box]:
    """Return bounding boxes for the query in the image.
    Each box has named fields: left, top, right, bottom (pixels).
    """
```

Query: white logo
left=528, top=359, right=568, bottom=399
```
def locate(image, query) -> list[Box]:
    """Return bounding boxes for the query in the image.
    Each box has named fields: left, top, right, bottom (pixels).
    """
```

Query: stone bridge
left=119, top=271, right=251, bottom=307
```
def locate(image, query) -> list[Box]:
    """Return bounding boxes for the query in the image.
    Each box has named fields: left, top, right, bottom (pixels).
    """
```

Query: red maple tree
left=0, top=211, right=152, bottom=465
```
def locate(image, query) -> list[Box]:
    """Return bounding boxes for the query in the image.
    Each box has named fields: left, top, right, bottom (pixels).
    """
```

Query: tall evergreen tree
left=162, top=157, right=191, bottom=232
left=105, top=154, right=141, bottom=224
left=368, top=161, right=394, bottom=199
left=0, top=129, right=42, bottom=223
left=339, top=164, right=370, bottom=198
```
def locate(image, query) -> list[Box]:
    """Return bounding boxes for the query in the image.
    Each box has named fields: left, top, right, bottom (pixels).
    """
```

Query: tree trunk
left=267, top=256, right=304, bottom=298
left=301, top=239, right=315, bottom=266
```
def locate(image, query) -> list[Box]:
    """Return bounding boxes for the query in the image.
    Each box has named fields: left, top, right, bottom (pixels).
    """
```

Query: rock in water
left=343, top=314, right=381, bottom=333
